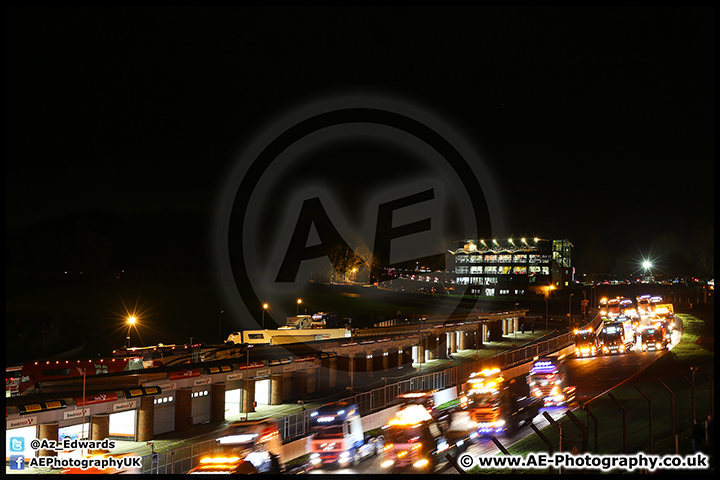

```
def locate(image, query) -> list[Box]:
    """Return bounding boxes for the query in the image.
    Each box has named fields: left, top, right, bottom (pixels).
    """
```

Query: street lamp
left=545, top=285, right=555, bottom=334
left=514, top=303, right=519, bottom=340
left=297, top=299, right=302, bottom=315
left=262, top=303, right=268, bottom=329
left=569, top=294, right=574, bottom=329
left=125, top=316, right=136, bottom=348
left=642, top=260, right=653, bottom=282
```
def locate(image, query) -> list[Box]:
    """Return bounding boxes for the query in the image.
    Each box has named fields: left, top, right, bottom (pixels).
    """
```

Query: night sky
left=7, top=7, right=714, bottom=281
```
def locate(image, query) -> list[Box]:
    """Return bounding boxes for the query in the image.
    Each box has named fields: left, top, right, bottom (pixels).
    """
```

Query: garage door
left=191, top=387, right=211, bottom=424
left=153, top=392, right=176, bottom=435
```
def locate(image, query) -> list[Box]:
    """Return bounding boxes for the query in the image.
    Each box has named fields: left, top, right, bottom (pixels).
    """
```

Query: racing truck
left=640, top=325, right=670, bottom=352
left=527, top=356, right=576, bottom=407
left=599, top=320, right=635, bottom=355
left=619, top=298, right=639, bottom=321
left=307, top=402, right=383, bottom=468
left=461, top=368, right=542, bottom=436
left=636, top=295, right=652, bottom=317
left=653, top=303, right=675, bottom=324
left=574, top=327, right=600, bottom=357
left=380, top=404, right=449, bottom=472
left=396, top=388, right=459, bottom=425
left=606, top=298, right=622, bottom=319
left=189, top=419, right=284, bottom=474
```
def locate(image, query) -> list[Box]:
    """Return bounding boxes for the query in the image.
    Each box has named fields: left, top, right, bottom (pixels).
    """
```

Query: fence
left=141, top=438, right=217, bottom=474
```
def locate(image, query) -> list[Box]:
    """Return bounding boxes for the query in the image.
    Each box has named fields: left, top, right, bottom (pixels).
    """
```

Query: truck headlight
left=381, top=460, right=394, bottom=468
left=310, top=453, right=320, bottom=459
left=656, top=343, right=662, bottom=349
left=413, top=459, right=429, bottom=468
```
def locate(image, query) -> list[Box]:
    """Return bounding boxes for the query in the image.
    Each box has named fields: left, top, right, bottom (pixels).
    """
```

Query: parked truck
left=527, top=356, right=576, bottom=407
left=307, top=401, right=383, bottom=468
left=460, top=368, right=542, bottom=436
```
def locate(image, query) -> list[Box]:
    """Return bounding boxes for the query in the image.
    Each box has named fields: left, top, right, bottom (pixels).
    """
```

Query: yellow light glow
left=387, top=405, right=433, bottom=426
left=199, top=456, right=241, bottom=464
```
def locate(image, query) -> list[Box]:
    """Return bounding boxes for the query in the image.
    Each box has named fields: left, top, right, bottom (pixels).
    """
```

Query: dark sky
left=6, top=7, right=714, bottom=279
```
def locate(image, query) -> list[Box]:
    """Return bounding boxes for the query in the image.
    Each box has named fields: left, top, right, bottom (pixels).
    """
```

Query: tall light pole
left=126, top=316, right=136, bottom=348
left=297, top=299, right=302, bottom=315
left=514, top=303, right=519, bottom=340
left=569, top=294, right=574, bottom=329
left=262, top=304, right=268, bottom=329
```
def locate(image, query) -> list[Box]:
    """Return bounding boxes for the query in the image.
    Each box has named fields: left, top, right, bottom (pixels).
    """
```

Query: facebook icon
left=10, top=454, right=25, bottom=470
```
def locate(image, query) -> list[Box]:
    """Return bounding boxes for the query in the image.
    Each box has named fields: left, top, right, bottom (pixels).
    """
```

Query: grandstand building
left=447, top=238, right=574, bottom=296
